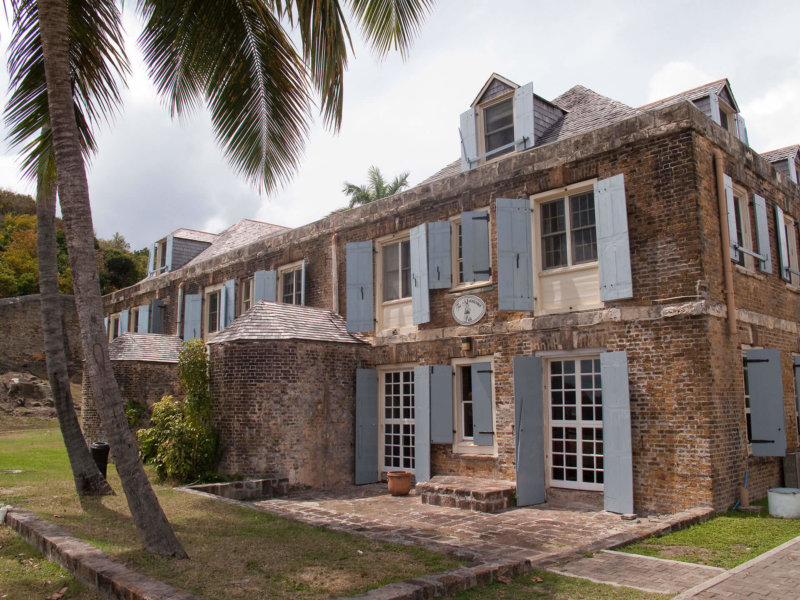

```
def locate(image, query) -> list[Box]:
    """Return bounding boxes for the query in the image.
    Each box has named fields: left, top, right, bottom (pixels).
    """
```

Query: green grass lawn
left=0, top=417, right=461, bottom=599
left=451, top=569, right=670, bottom=599
left=620, top=502, right=800, bottom=569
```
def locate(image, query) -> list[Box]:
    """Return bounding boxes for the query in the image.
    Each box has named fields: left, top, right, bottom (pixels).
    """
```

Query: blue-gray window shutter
left=137, top=303, right=150, bottom=333
left=165, top=234, right=174, bottom=272
left=462, top=210, right=491, bottom=282
left=776, top=205, right=791, bottom=281
left=460, top=108, right=478, bottom=171
left=709, top=93, right=721, bottom=125
left=413, top=366, right=431, bottom=483
left=471, top=362, right=493, bottom=446
left=149, top=299, right=165, bottom=334
left=146, top=244, right=155, bottom=276
left=300, top=259, right=306, bottom=306
left=595, top=174, right=633, bottom=301
left=223, top=279, right=236, bottom=327
left=253, top=269, right=277, bottom=302
left=497, top=198, right=533, bottom=310
left=427, top=221, right=452, bottom=289
left=723, top=174, right=739, bottom=262
left=355, top=368, right=379, bottom=484
left=118, top=309, right=129, bottom=335
left=410, top=224, right=430, bottom=325
left=429, top=365, right=453, bottom=444
left=734, top=114, right=749, bottom=145
left=513, top=355, right=545, bottom=506
left=788, top=158, right=799, bottom=184
left=514, top=82, right=535, bottom=151
left=601, top=350, right=633, bottom=514
left=753, top=194, right=772, bottom=274
left=183, top=294, right=202, bottom=339
left=104, top=316, right=109, bottom=333
left=794, top=356, right=800, bottom=435
left=747, top=349, right=786, bottom=457
left=346, top=241, right=374, bottom=332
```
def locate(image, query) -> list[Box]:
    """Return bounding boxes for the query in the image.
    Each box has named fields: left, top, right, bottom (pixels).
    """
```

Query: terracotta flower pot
left=387, top=470, right=413, bottom=496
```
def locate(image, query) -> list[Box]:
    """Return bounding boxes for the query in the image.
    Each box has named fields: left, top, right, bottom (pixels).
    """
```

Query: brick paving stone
left=549, top=550, right=725, bottom=594
left=675, top=536, right=800, bottom=600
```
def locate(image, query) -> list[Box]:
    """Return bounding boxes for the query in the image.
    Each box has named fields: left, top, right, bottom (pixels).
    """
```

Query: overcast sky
left=1, top=0, right=799, bottom=249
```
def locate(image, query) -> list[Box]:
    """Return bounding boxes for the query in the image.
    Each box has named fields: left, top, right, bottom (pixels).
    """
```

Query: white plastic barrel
left=768, top=488, right=800, bottom=518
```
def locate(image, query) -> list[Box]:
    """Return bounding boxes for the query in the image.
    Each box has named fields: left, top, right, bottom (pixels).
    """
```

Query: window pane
left=541, top=200, right=568, bottom=269
left=570, top=192, right=597, bottom=263
left=484, top=98, right=514, bottom=158
left=282, top=272, right=294, bottom=303
left=401, top=240, right=411, bottom=298
left=383, top=243, right=400, bottom=301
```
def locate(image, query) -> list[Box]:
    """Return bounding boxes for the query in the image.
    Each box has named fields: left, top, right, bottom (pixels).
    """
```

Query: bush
left=137, top=339, right=218, bottom=482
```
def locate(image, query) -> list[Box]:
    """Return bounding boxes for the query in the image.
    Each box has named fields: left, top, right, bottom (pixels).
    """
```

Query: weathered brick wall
left=80, top=360, right=180, bottom=443
left=0, top=294, right=82, bottom=378
left=208, top=339, right=370, bottom=488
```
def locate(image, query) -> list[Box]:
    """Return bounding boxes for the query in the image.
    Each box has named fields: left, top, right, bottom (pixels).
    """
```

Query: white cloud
left=646, top=62, right=713, bottom=103
left=742, top=80, right=800, bottom=153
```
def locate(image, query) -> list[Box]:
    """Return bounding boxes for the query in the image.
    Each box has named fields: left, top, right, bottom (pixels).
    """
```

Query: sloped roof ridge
left=638, top=78, right=729, bottom=110
left=109, top=333, right=182, bottom=363
left=760, top=145, right=800, bottom=162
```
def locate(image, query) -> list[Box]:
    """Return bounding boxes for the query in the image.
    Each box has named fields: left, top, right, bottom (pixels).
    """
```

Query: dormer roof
left=471, top=73, right=519, bottom=107
left=639, top=78, right=739, bottom=113
left=761, top=145, right=800, bottom=164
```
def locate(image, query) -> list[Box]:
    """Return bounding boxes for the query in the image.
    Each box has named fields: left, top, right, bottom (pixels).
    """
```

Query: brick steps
left=417, top=475, right=516, bottom=513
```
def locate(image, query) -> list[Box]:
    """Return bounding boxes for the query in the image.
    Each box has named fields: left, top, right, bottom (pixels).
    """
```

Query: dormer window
left=483, top=97, right=514, bottom=160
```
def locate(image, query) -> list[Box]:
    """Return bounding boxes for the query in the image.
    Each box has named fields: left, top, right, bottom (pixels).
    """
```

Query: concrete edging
left=2, top=506, right=198, bottom=600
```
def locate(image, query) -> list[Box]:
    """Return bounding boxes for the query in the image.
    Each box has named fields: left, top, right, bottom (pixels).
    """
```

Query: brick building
left=90, top=74, right=800, bottom=515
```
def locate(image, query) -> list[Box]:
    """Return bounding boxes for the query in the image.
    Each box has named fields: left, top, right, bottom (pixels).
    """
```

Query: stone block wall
left=0, top=294, right=82, bottom=378
left=209, top=339, right=370, bottom=488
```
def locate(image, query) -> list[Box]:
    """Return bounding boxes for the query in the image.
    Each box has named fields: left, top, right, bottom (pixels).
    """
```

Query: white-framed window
left=376, top=234, right=413, bottom=333
left=730, top=185, right=756, bottom=270
left=481, top=95, right=514, bottom=161
left=239, top=276, right=254, bottom=315
left=130, top=307, right=139, bottom=333
left=449, top=208, right=492, bottom=289
left=546, top=355, right=604, bottom=491
left=531, top=181, right=602, bottom=314
left=204, top=285, right=223, bottom=337
left=278, top=262, right=304, bottom=305
left=784, top=213, right=800, bottom=287
left=452, top=356, right=496, bottom=456
left=379, top=367, right=416, bottom=473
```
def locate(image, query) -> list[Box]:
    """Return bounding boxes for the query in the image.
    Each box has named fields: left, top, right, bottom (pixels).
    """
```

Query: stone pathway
left=674, top=535, right=800, bottom=599
left=246, top=484, right=712, bottom=564
left=549, top=550, right=725, bottom=595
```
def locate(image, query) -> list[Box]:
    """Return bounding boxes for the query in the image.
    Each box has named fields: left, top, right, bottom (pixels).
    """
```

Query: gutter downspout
left=715, top=150, right=738, bottom=336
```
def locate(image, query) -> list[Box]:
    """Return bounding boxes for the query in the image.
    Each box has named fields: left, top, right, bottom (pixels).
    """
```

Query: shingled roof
left=187, top=219, right=289, bottom=265
left=639, top=79, right=736, bottom=112
left=761, top=145, right=800, bottom=163
left=109, top=333, right=182, bottom=363
left=208, top=301, right=365, bottom=345
left=171, top=228, right=218, bottom=244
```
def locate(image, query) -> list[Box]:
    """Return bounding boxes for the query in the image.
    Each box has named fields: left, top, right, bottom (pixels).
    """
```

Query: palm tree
left=343, top=165, right=410, bottom=208
left=14, top=0, right=433, bottom=556
left=6, top=0, right=129, bottom=497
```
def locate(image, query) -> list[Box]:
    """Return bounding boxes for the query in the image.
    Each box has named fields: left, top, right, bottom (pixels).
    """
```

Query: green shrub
left=137, top=339, right=218, bottom=483
left=125, top=400, right=147, bottom=428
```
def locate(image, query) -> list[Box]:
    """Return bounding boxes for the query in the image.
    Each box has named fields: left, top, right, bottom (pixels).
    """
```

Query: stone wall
left=81, top=360, right=180, bottom=443
left=209, top=339, right=370, bottom=488
left=0, top=294, right=82, bottom=378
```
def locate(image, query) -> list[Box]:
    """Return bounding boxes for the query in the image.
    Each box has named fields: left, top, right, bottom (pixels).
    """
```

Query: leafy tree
left=342, top=165, right=410, bottom=208
left=9, top=0, right=432, bottom=557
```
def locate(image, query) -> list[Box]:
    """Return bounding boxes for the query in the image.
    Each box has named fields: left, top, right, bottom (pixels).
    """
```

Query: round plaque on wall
left=452, top=295, right=486, bottom=326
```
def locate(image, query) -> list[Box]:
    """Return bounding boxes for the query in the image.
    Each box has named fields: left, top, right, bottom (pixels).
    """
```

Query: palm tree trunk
left=36, top=0, right=187, bottom=558
left=36, top=156, right=114, bottom=497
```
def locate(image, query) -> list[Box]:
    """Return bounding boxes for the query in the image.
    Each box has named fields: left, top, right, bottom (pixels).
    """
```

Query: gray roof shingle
left=187, top=219, right=289, bottom=265
left=208, top=301, right=365, bottom=345
left=109, top=333, right=182, bottom=363
left=761, top=145, right=800, bottom=164
left=170, top=228, right=218, bottom=244
left=638, top=79, right=731, bottom=112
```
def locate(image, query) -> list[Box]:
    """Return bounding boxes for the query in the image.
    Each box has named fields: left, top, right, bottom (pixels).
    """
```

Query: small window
left=730, top=187, right=755, bottom=270
left=158, top=240, right=167, bottom=270
left=130, top=308, right=139, bottom=333
left=281, top=268, right=303, bottom=305
left=450, top=213, right=492, bottom=287
left=240, top=277, right=254, bottom=314
left=785, top=215, right=800, bottom=286
left=206, top=290, right=221, bottom=334
left=452, top=358, right=495, bottom=455
left=109, top=315, right=120, bottom=341
left=483, top=97, right=514, bottom=160
left=382, top=239, right=411, bottom=302
left=541, top=191, right=597, bottom=270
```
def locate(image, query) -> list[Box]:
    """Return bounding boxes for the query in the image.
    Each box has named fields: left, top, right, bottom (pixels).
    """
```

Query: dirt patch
left=0, top=371, right=60, bottom=419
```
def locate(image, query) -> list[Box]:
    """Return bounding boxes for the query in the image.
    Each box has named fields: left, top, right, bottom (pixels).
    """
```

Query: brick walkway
left=549, top=550, right=725, bottom=594
left=674, top=535, right=800, bottom=599
left=247, top=485, right=712, bottom=564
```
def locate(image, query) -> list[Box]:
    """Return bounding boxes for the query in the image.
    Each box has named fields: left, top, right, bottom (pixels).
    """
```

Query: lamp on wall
left=461, top=337, right=473, bottom=352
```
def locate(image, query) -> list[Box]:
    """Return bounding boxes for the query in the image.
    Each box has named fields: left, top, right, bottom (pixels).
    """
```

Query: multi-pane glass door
left=382, top=370, right=415, bottom=472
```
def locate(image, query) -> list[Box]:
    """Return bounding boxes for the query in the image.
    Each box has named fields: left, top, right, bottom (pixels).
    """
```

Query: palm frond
left=4, top=0, right=129, bottom=181
left=347, top=0, right=434, bottom=58
left=139, top=0, right=312, bottom=193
